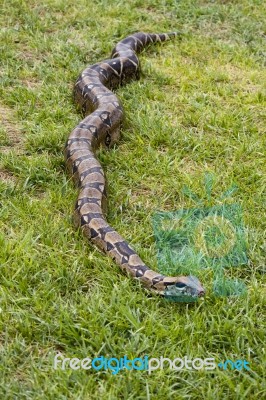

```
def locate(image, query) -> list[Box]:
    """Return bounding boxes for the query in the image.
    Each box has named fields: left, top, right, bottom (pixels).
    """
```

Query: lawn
left=0, top=0, right=265, bottom=398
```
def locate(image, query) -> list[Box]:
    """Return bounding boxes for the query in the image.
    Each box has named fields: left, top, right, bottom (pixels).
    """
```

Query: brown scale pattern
left=65, top=32, right=205, bottom=299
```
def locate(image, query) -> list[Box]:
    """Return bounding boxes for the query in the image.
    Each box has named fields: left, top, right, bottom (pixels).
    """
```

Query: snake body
left=65, top=32, right=205, bottom=300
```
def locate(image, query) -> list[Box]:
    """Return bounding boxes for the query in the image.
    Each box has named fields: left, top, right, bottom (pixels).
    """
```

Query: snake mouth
left=163, top=283, right=204, bottom=302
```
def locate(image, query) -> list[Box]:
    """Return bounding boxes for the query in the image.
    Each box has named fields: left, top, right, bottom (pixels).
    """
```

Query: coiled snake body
left=65, top=32, right=205, bottom=300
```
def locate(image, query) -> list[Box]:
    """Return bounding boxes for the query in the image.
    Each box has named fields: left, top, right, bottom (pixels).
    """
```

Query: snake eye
left=105, top=133, right=111, bottom=147
left=175, top=282, right=186, bottom=288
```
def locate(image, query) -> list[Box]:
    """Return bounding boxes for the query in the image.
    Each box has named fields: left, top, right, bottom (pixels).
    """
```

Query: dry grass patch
left=0, top=103, right=23, bottom=150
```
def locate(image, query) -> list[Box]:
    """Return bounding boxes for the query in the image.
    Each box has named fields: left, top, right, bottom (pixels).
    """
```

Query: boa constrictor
left=65, top=32, right=205, bottom=300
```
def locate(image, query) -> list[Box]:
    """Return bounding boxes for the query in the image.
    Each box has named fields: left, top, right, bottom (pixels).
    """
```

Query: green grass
left=0, top=0, right=265, bottom=398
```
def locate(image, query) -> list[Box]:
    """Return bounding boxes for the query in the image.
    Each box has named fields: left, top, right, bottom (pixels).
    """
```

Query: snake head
left=164, top=276, right=205, bottom=302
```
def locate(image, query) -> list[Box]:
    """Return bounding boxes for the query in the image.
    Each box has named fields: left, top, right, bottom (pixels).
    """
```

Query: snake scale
left=65, top=32, right=205, bottom=300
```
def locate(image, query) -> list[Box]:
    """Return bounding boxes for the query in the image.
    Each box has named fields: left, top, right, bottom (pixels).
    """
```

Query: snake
left=65, top=32, right=205, bottom=300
